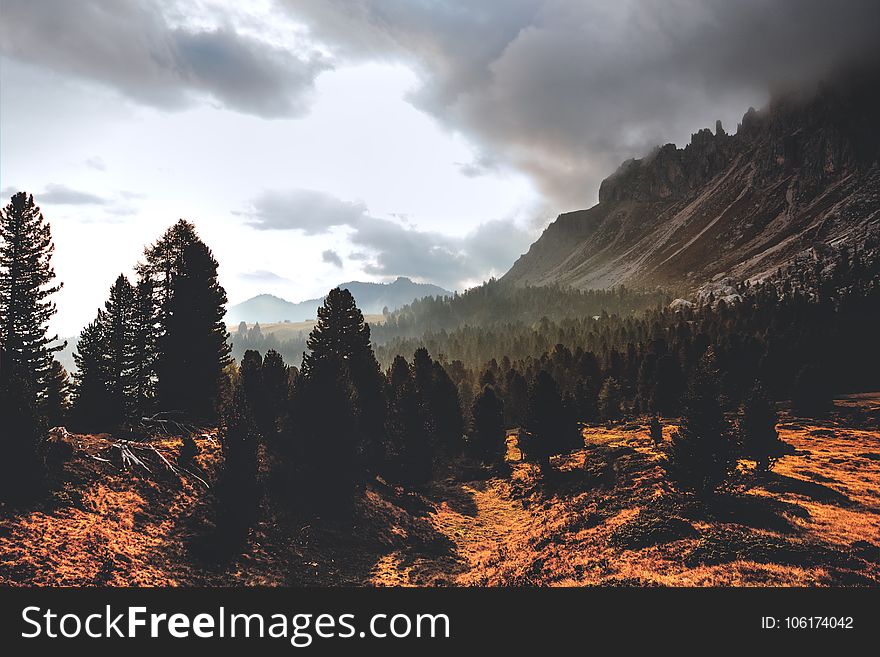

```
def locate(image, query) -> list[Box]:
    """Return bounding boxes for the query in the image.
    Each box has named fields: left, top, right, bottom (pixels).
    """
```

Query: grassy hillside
left=2, top=395, right=877, bottom=586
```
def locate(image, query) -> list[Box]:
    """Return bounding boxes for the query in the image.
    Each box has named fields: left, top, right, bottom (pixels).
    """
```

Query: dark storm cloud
left=243, top=189, right=531, bottom=289
left=287, top=0, right=880, bottom=209
left=0, top=0, right=329, bottom=118
left=321, top=250, right=344, bottom=267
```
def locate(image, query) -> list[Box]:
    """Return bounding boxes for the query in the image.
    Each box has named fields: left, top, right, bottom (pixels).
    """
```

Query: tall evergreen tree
left=104, top=274, right=136, bottom=426
left=0, top=192, right=63, bottom=398
left=260, top=349, right=289, bottom=441
left=411, top=347, right=437, bottom=443
left=72, top=311, right=111, bottom=430
left=41, top=360, right=70, bottom=428
left=470, top=385, right=505, bottom=465
left=739, top=381, right=786, bottom=474
left=0, top=346, right=45, bottom=503
left=130, top=274, right=157, bottom=418
left=573, top=376, right=599, bottom=423
left=503, top=369, right=529, bottom=427
left=301, top=288, right=386, bottom=473
left=293, top=352, right=359, bottom=513
left=155, top=239, right=230, bottom=420
left=663, top=352, right=736, bottom=499
left=216, top=381, right=260, bottom=546
left=430, top=360, right=465, bottom=453
left=598, top=377, right=624, bottom=422
left=521, top=370, right=580, bottom=471
left=385, top=355, right=432, bottom=487
left=138, top=219, right=201, bottom=315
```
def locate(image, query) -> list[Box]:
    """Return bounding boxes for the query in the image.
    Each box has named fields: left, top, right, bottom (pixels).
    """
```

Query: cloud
left=38, top=184, right=108, bottom=205
left=286, top=0, right=880, bottom=208
left=0, top=0, right=330, bottom=119
left=322, top=249, right=343, bottom=267
left=243, top=188, right=369, bottom=233
left=84, top=156, right=107, bottom=171
left=243, top=189, right=533, bottom=289
left=239, top=270, right=290, bottom=283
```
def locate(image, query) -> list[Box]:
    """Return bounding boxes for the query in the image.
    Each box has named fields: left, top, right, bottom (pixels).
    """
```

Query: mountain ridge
left=503, top=69, right=880, bottom=292
left=226, top=276, right=451, bottom=324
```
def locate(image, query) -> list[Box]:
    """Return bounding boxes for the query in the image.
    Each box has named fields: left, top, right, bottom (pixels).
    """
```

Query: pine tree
left=138, top=219, right=200, bottom=315
left=301, top=288, right=386, bottom=474
left=130, top=274, right=157, bottom=418
left=430, top=361, right=464, bottom=453
left=598, top=377, right=623, bottom=422
left=0, top=345, right=45, bottom=503
left=72, top=311, right=111, bottom=430
left=573, top=376, right=599, bottom=423
left=521, top=370, right=580, bottom=471
left=503, top=369, right=529, bottom=427
left=260, top=349, right=289, bottom=441
left=216, top=382, right=260, bottom=546
left=104, top=274, right=136, bottom=426
left=41, top=360, right=70, bottom=427
left=0, top=192, right=63, bottom=399
left=385, top=355, right=431, bottom=487
left=739, top=381, right=786, bottom=474
left=470, top=385, right=505, bottom=464
left=412, top=347, right=437, bottom=443
left=155, top=239, right=230, bottom=420
left=293, top=352, right=359, bottom=513
left=663, top=352, right=736, bottom=499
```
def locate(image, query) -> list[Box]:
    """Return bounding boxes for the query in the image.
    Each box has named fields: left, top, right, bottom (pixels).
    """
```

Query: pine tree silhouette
left=430, top=360, right=465, bottom=453
left=663, top=351, right=736, bottom=499
left=385, top=355, right=432, bottom=487
left=130, top=275, right=157, bottom=418
left=155, top=239, right=230, bottom=421
left=503, top=369, right=529, bottom=427
left=598, top=377, right=623, bottom=422
left=72, top=312, right=111, bottom=430
left=216, top=381, right=260, bottom=547
left=104, top=274, right=136, bottom=426
left=470, top=385, right=505, bottom=464
left=0, top=192, right=63, bottom=400
left=0, top=345, right=46, bottom=503
left=42, top=360, right=70, bottom=428
left=301, top=288, right=386, bottom=475
left=573, top=376, right=599, bottom=423
left=294, top=352, right=359, bottom=514
left=259, top=349, right=290, bottom=441
left=739, top=381, right=786, bottom=474
left=521, top=370, right=580, bottom=471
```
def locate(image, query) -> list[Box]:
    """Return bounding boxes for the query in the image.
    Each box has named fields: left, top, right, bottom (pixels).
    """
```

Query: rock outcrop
left=503, top=69, right=880, bottom=291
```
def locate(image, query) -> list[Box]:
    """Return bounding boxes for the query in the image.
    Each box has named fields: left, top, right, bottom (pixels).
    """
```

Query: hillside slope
left=3, top=396, right=877, bottom=586
left=504, top=71, right=880, bottom=291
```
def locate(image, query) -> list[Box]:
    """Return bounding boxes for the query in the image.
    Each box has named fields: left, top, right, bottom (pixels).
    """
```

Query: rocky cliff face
left=503, top=71, right=880, bottom=291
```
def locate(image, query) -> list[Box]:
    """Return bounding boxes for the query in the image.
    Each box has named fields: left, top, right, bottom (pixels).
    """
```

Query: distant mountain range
left=226, top=277, right=451, bottom=325
left=503, top=69, right=880, bottom=291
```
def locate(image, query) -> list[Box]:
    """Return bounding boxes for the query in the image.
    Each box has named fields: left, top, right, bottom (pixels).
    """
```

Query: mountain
left=226, top=277, right=451, bottom=325
left=503, top=70, right=880, bottom=292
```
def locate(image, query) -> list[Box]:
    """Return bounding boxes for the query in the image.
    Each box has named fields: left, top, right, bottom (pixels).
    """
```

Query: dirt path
left=369, top=471, right=535, bottom=586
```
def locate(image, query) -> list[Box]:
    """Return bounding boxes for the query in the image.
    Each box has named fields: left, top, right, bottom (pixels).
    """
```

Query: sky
left=1, top=0, right=878, bottom=336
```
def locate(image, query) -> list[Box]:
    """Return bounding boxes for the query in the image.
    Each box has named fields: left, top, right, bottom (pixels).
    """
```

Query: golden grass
left=2, top=394, right=878, bottom=587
